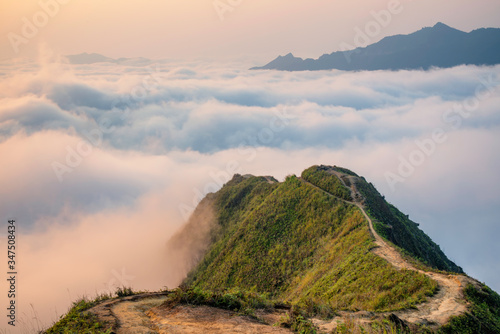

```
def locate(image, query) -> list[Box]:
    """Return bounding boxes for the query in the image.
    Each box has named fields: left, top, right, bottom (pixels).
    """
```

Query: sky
left=1, top=0, right=500, bottom=62
left=0, top=1, right=500, bottom=332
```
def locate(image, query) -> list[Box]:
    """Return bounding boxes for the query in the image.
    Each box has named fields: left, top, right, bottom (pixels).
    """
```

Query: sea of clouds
left=0, top=52, right=499, bottom=331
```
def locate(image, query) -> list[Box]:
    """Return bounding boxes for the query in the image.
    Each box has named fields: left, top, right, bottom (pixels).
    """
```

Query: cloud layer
left=0, top=56, right=499, bottom=331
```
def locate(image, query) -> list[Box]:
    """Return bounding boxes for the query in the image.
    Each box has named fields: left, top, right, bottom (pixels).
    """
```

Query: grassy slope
left=352, top=176, right=463, bottom=273
left=44, top=296, right=112, bottom=334
left=301, top=167, right=352, bottom=202
left=45, top=166, right=500, bottom=334
left=439, top=284, right=500, bottom=334
left=186, top=174, right=437, bottom=313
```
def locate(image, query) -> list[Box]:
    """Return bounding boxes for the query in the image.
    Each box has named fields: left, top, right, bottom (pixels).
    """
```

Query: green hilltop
left=177, top=165, right=500, bottom=333
left=45, top=165, right=500, bottom=333
left=185, top=170, right=437, bottom=312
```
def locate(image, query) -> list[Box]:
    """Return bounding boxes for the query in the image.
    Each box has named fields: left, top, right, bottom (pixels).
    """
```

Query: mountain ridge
left=174, top=165, right=499, bottom=332
left=65, top=52, right=151, bottom=65
left=44, top=165, right=500, bottom=333
left=251, top=23, right=500, bottom=71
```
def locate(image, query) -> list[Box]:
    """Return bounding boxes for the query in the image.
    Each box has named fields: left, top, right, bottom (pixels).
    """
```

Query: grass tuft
left=43, top=294, right=112, bottom=334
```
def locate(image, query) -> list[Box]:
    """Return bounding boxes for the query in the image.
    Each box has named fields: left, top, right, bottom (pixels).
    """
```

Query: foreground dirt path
left=147, top=305, right=291, bottom=334
left=113, top=297, right=168, bottom=333
left=88, top=293, right=169, bottom=333
left=89, top=293, right=292, bottom=334
left=307, top=169, right=476, bottom=330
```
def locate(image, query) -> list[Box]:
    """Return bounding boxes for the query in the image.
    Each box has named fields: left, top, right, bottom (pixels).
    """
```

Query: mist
left=1, top=54, right=499, bottom=332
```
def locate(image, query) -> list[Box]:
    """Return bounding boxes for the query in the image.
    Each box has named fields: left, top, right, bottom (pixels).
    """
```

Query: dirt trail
left=306, top=169, right=476, bottom=330
left=89, top=293, right=169, bottom=333
left=113, top=297, right=168, bottom=333
left=147, top=305, right=291, bottom=333
left=89, top=293, right=292, bottom=334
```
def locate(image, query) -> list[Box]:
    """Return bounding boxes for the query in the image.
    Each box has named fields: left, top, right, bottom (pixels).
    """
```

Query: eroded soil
left=89, top=293, right=292, bottom=334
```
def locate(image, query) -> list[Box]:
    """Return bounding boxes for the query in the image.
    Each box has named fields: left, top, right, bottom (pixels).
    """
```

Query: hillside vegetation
left=352, top=175, right=463, bottom=273
left=44, top=165, right=500, bottom=334
left=185, top=172, right=437, bottom=313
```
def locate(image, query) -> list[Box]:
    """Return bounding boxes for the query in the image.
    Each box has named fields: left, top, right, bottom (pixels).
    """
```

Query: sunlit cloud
left=0, top=57, right=499, bottom=331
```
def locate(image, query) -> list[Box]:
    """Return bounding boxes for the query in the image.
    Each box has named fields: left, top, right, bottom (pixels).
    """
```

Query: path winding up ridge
left=88, top=169, right=478, bottom=333
left=307, top=168, right=478, bottom=330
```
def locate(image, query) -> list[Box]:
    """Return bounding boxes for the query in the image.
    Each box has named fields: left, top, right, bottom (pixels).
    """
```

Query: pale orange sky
left=1, top=0, right=500, bottom=62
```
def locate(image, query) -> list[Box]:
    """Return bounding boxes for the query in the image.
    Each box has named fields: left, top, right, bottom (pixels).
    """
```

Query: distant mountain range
left=251, top=23, right=500, bottom=71
left=65, top=52, right=151, bottom=65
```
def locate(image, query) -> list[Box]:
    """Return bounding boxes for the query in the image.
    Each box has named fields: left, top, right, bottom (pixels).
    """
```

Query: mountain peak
left=251, top=23, right=500, bottom=71
left=433, top=22, right=451, bottom=29
left=429, top=22, right=464, bottom=35
left=250, top=52, right=303, bottom=70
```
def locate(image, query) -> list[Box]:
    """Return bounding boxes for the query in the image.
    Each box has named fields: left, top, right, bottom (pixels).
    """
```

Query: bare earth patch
left=89, top=293, right=292, bottom=334
left=113, top=297, right=168, bottom=333
left=147, top=304, right=292, bottom=334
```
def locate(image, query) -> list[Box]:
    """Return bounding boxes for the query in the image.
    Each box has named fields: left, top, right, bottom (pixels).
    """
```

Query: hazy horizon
left=2, top=0, right=500, bottom=62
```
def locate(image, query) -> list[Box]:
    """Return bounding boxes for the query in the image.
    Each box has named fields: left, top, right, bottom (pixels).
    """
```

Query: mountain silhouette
left=65, top=52, right=151, bottom=65
left=251, top=23, right=500, bottom=71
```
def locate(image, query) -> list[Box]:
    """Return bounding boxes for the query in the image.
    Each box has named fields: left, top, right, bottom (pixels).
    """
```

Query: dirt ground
left=89, top=294, right=292, bottom=334
left=147, top=304, right=292, bottom=334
